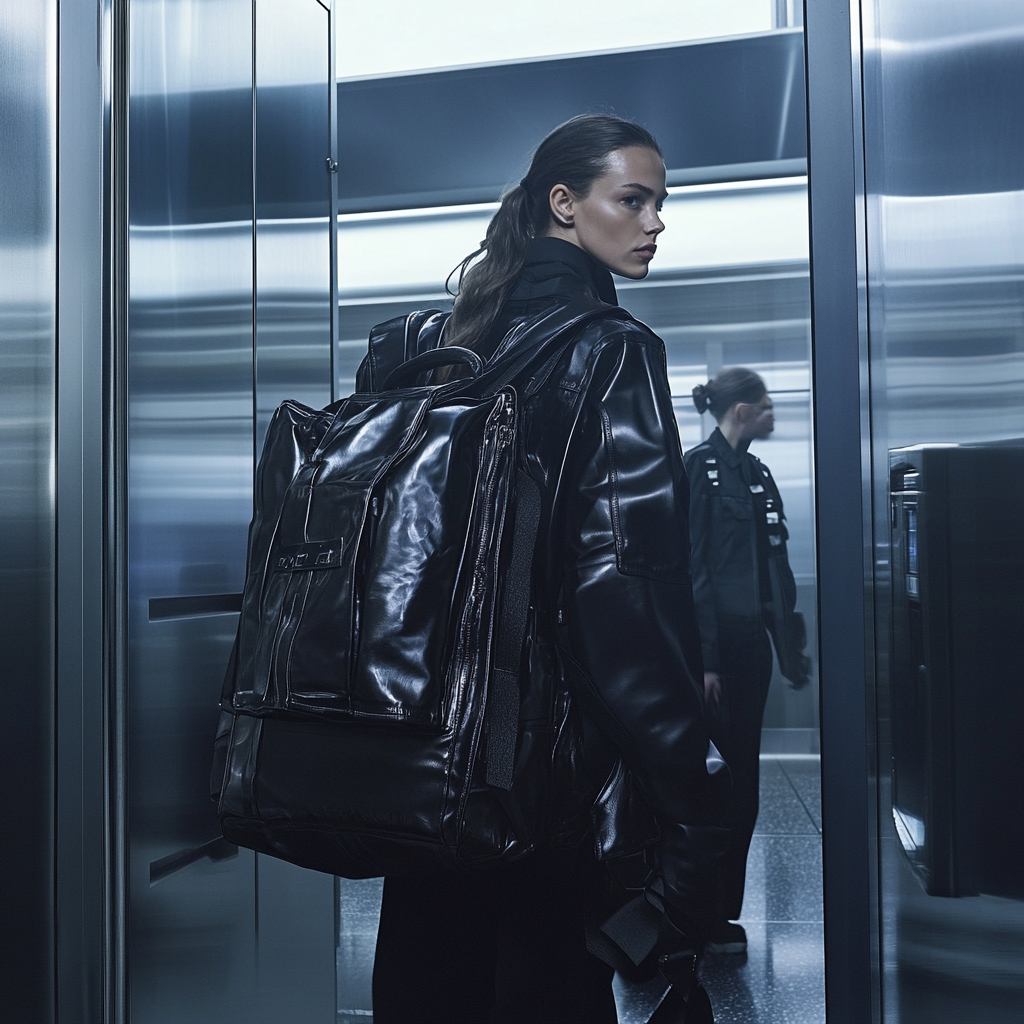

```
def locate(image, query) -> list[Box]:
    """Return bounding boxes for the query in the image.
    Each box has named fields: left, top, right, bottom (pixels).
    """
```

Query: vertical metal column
left=803, top=0, right=878, bottom=1020
left=54, top=0, right=126, bottom=1019
left=0, top=2, right=57, bottom=1018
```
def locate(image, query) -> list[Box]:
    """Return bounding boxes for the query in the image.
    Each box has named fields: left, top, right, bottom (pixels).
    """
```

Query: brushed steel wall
left=859, top=1, right=1024, bottom=1019
left=127, top=1, right=335, bottom=1021
left=0, top=2, right=56, bottom=1020
left=128, top=2, right=258, bottom=1020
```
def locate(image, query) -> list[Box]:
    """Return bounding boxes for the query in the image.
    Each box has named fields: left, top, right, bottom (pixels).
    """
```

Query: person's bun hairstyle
left=692, top=368, right=767, bottom=421
left=692, top=383, right=711, bottom=415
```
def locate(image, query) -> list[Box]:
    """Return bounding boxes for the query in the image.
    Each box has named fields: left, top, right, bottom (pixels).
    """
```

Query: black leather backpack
left=212, top=299, right=618, bottom=878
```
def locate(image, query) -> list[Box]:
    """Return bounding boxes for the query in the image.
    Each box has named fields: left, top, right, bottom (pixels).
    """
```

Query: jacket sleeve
left=559, top=333, right=726, bottom=828
left=682, top=449, right=720, bottom=675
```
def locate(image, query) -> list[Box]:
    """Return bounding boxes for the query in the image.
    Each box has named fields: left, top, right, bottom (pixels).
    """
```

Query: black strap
left=485, top=470, right=541, bottom=790
left=458, top=299, right=636, bottom=402
left=381, top=345, right=483, bottom=390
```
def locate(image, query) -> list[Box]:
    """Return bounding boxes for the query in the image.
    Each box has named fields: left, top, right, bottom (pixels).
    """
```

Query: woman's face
left=546, top=146, right=668, bottom=280
left=738, top=394, right=775, bottom=441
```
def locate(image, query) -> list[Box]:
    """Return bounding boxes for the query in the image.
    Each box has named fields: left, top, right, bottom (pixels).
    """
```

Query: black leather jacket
left=353, top=238, right=728, bottom=925
left=684, top=427, right=810, bottom=686
left=487, top=239, right=728, bottom=843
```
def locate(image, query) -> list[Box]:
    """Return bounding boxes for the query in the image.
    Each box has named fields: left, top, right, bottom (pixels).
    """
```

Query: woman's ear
left=548, top=184, right=575, bottom=229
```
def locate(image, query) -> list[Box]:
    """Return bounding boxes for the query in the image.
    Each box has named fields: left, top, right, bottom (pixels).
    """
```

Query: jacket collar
left=519, top=236, right=619, bottom=306
left=708, top=426, right=746, bottom=468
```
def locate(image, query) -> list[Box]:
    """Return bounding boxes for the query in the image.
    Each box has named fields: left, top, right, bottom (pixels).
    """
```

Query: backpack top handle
left=381, top=345, right=483, bottom=390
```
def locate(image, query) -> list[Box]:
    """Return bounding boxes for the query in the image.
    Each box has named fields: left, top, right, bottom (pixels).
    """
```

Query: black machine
left=890, top=442, right=1024, bottom=899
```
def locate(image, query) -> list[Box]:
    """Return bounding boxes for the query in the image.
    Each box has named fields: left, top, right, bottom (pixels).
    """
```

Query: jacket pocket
left=719, top=493, right=752, bottom=520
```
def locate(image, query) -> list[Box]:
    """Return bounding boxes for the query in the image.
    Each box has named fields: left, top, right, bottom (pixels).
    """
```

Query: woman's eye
left=622, top=195, right=641, bottom=208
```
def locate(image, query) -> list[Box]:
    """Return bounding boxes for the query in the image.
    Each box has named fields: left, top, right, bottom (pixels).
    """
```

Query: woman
left=686, top=370, right=811, bottom=954
left=371, top=114, right=727, bottom=1024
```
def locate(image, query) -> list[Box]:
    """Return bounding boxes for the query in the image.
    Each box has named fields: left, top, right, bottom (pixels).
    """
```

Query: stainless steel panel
left=128, top=1, right=257, bottom=1021
left=255, top=0, right=334, bottom=449
left=804, top=3, right=877, bottom=1018
left=0, top=2, right=56, bottom=1020
left=55, top=0, right=115, bottom=1019
left=335, top=31, right=807, bottom=212
left=860, top=0, right=1024, bottom=1018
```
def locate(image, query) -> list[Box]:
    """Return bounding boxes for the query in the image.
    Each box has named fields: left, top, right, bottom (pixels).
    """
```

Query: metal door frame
left=804, top=1, right=881, bottom=1020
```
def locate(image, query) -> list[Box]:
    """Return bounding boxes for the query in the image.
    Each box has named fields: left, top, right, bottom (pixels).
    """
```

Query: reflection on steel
left=0, top=2, right=56, bottom=1019
left=336, top=31, right=807, bottom=212
left=861, top=0, right=1024, bottom=1017
left=255, top=0, right=334, bottom=449
left=127, top=1, right=257, bottom=1021
left=127, top=2, right=337, bottom=1020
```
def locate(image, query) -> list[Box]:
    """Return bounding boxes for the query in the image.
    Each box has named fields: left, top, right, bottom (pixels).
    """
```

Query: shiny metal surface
left=127, top=1, right=337, bottom=1020
left=54, top=0, right=122, bottom=1019
left=336, top=31, right=807, bottom=212
left=858, top=1, right=1024, bottom=1019
left=0, top=2, right=56, bottom=1019
left=255, top=0, right=334, bottom=447
left=128, top=2, right=257, bottom=1021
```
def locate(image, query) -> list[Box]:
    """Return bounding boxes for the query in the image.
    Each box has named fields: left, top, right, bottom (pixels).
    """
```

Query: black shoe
left=705, top=921, right=747, bottom=954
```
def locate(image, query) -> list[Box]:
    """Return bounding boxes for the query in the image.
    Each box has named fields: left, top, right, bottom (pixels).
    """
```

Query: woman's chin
left=613, top=263, right=651, bottom=281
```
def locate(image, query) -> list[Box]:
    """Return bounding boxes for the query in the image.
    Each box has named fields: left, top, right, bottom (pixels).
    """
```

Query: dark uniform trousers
left=709, top=628, right=774, bottom=922
left=372, top=844, right=617, bottom=1024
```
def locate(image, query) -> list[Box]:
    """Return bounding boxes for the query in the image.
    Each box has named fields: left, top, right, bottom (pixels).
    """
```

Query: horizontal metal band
left=149, top=837, right=237, bottom=885
left=148, top=593, right=244, bottom=620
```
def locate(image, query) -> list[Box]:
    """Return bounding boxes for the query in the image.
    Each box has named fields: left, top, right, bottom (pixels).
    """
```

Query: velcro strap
left=485, top=668, right=520, bottom=791
left=599, top=894, right=664, bottom=967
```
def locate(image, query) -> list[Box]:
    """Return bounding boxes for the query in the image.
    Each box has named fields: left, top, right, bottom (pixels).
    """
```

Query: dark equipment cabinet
left=890, top=442, right=1024, bottom=899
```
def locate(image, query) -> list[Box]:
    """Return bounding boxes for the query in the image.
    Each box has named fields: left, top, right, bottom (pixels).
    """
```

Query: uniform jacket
left=684, top=428, right=809, bottom=686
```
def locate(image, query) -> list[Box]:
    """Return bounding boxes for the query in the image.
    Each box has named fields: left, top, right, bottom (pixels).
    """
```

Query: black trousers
left=708, top=628, right=774, bottom=923
left=372, top=844, right=618, bottom=1024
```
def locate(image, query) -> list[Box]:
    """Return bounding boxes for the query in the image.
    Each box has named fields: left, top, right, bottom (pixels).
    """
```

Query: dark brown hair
left=444, top=113, right=662, bottom=351
left=692, top=367, right=767, bottom=421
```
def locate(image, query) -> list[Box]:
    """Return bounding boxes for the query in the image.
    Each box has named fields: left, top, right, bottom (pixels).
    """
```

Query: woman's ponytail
left=444, top=185, right=534, bottom=350
left=445, top=113, right=662, bottom=352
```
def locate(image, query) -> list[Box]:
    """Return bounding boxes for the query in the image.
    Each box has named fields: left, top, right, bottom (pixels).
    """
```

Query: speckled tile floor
left=615, top=755, right=825, bottom=1024
left=337, top=754, right=824, bottom=1023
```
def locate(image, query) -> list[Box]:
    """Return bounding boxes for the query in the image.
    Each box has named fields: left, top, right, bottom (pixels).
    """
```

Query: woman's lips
left=635, top=245, right=657, bottom=260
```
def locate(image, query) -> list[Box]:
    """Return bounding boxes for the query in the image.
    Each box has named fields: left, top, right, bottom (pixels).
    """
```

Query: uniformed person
left=685, top=367, right=811, bottom=954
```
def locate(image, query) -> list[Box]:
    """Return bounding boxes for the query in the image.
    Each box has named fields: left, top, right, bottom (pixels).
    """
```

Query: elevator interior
left=130, top=4, right=820, bottom=1021
left=7, top=0, right=1024, bottom=1021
